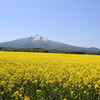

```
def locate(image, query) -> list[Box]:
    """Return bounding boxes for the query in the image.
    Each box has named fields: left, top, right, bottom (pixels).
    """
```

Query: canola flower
left=0, top=51, right=100, bottom=100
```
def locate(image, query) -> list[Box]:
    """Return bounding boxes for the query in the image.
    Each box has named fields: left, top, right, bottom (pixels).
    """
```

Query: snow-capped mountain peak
left=29, top=35, right=48, bottom=41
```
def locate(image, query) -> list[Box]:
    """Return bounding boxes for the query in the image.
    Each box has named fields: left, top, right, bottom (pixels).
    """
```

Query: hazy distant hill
left=0, top=35, right=100, bottom=53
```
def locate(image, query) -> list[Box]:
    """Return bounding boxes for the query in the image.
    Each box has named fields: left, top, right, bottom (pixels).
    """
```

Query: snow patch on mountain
left=29, top=35, right=48, bottom=41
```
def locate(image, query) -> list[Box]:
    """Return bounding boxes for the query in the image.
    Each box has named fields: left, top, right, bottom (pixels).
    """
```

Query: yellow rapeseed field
left=0, top=51, right=100, bottom=100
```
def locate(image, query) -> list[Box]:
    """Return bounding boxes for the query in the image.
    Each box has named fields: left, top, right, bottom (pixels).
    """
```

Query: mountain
left=0, top=35, right=100, bottom=53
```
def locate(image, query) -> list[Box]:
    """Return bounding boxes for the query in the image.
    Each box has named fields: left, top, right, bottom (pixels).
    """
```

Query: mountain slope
left=0, top=35, right=100, bottom=53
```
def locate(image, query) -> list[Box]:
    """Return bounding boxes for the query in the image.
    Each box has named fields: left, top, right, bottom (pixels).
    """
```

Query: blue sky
left=0, top=0, right=100, bottom=48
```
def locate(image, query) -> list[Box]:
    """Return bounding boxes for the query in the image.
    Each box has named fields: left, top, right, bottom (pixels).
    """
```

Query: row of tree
left=0, top=47, right=100, bottom=55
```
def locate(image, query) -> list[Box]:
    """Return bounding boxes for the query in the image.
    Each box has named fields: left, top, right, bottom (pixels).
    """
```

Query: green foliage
left=0, top=46, right=100, bottom=55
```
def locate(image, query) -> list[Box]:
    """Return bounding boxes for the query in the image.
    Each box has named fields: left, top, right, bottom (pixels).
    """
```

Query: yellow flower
left=36, top=90, right=42, bottom=94
left=0, top=81, right=6, bottom=87
left=88, top=85, right=91, bottom=88
left=0, top=91, right=4, bottom=95
left=24, top=96, right=30, bottom=100
left=54, top=88, right=58, bottom=92
left=63, top=99, right=67, bottom=100
left=70, top=91, right=74, bottom=97
left=83, top=91, right=88, bottom=95
left=32, top=80, right=38, bottom=84
left=19, top=87, right=24, bottom=91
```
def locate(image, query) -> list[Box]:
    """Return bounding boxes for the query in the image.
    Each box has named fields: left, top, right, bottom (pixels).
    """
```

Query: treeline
left=0, top=47, right=48, bottom=52
left=0, top=47, right=100, bottom=55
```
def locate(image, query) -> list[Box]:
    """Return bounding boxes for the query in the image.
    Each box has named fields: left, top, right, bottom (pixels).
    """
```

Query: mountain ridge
left=0, top=35, right=99, bottom=53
